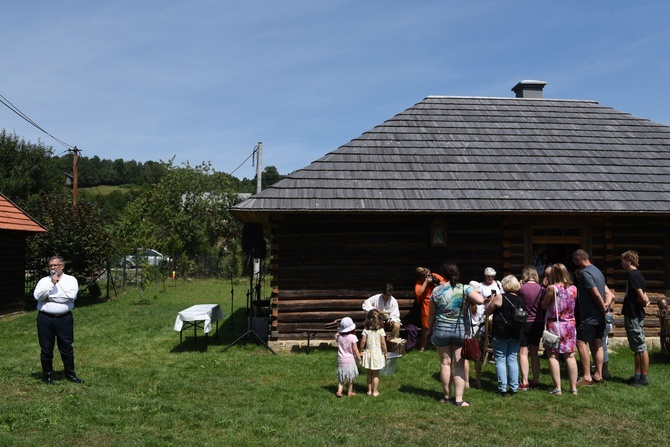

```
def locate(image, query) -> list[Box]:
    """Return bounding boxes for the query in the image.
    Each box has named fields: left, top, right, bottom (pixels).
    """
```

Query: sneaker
left=576, top=378, right=594, bottom=387
left=626, top=376, right=639, bottom=385
left=628, top=377, right=649, bottom=387
left=529, top=381, right=540, bottom=389
left=518, top=383, right=530, bottom=391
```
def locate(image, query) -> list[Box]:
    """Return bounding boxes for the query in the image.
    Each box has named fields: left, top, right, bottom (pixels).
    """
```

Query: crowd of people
left=334, top=249, right=652, bottom=406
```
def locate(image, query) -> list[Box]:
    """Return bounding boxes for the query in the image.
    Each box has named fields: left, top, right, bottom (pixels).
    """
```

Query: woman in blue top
left=428, top=262, right=485, bottom=407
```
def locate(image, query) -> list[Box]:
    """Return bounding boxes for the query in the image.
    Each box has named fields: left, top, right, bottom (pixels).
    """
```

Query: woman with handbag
left=428, top=262, right=485, bottom=407
left=486, top=275, right=525, bottom=396
left=541, top=263, right=578, bottom=395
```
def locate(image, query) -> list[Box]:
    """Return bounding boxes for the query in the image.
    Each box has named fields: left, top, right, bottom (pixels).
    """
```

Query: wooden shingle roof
left=0, top=193, right=47, bottom=233
left=233, top=95, right=670, bottom=219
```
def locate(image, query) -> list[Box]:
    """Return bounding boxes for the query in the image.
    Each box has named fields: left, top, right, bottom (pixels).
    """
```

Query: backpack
left=502, top=294, right=528, bottom=326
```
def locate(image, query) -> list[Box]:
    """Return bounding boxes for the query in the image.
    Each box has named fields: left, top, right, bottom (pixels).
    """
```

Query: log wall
left=268, top=213, right=670, bottom=340
left=0, top=231, right=29, bottom=315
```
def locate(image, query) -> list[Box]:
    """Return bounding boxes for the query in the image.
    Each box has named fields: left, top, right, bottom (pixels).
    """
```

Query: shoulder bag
left=459, top=287, right=482, bottom=361
left=542, top=290, right=560, bottom=350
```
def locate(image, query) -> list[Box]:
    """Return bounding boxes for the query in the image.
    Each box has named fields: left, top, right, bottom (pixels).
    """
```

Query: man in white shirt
left=362, top=283, right=401, bottom=339
left=34, top=256, right=84, bottom=385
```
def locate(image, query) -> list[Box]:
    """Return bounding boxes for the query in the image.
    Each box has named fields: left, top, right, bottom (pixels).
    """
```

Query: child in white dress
left=360, top=309, right=387, bottom=396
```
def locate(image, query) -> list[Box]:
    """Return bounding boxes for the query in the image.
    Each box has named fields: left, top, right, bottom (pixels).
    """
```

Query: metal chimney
left=512, top=80, right=547, bottom=98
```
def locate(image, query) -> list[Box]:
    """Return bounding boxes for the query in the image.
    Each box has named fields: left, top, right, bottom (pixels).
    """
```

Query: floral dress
left=361, top=328, right=386, bottom=370
left=544, top=284, right=577, bottom=354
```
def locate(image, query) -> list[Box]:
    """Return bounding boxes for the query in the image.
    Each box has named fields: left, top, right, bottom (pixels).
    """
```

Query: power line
left=228, top=147, right=257, bottom=177
left=0, top=92, right=74, bottom=150
left=1, top=90, right=263, bottom=178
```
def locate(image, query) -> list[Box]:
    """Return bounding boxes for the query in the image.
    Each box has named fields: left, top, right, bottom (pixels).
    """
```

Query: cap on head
left=484, top=267, right=496, bottom=277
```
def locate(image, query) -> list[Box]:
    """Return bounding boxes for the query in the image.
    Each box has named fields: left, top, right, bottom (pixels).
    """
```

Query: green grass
left=1, top=279, right=669, bottom=446
left=80, top=184, right=139, bottom=196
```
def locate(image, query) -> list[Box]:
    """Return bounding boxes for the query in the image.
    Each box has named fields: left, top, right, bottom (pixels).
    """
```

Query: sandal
left=347, top=392, right=357, bottom=397
left=549, top=388, right=562, bottom=395
left=569, top=389, right=578, bottom=395
left=454, top=400, right=470, bottom=407
left=438, top=396, right=452, bottom=403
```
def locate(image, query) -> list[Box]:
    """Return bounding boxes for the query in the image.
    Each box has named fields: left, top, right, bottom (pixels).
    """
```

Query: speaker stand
left=222, top=328, right=276, bottom=354
left=221, top=256, right=276, bottom=355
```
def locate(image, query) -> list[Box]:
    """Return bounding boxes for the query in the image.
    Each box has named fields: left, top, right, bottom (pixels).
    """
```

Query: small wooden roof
left=0, top=193, right=47, bottom=233
left=233, top=91, right=670, bottom=221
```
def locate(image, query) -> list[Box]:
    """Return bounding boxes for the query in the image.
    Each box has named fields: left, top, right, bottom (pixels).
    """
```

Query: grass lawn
left=1, top=278, right=669, bottom=447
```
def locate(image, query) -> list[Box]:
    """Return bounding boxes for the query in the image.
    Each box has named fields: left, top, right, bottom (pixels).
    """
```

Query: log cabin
left=231, top=80, right=670, bottom=346
left=0, top=192, right=47, bottom=315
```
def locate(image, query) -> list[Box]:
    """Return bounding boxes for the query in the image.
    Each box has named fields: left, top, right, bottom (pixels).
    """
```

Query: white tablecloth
left=174, top=304, right=224, bottom=334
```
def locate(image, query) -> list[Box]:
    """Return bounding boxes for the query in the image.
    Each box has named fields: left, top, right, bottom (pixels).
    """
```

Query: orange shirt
left=414, top=273, right=445, bottom=328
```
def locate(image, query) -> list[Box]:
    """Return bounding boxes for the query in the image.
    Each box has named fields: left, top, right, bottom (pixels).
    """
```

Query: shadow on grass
left=398, top=383, right=443, bottom=401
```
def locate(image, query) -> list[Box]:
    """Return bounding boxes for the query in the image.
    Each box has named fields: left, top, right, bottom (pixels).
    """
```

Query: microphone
left=51, top=269, right=57, bottom=276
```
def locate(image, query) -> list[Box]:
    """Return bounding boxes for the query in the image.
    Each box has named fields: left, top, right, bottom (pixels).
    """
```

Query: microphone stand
left=230, top=270, right=234, bottom=332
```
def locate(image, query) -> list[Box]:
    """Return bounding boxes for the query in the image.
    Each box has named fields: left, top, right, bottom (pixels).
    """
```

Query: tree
left=26, top=194, right=119, bottom=283
left=0, top=130, right=64, bottom=208
left=261, top=166, right=284, bottom=189
left=116, top=159, right=239, bottom=261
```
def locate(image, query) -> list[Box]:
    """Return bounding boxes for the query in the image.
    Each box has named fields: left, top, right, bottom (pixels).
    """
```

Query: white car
left=118, top=249, right=170, bottom=268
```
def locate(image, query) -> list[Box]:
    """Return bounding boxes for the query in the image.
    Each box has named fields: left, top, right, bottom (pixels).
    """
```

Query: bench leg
left=306, top=332, right=316, bottom=354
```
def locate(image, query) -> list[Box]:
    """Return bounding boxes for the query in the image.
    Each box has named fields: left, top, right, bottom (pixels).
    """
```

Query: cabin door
left=529, top=226, right=585, bottom=276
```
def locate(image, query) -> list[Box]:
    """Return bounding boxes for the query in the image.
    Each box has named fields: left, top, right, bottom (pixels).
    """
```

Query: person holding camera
left=465, top=267, right=503, bottom=388
left=415, top=267, right=445, bottom=351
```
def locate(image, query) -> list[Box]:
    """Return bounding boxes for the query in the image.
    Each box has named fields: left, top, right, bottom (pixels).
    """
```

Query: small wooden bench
left=302, top=329, right=337, bottom=354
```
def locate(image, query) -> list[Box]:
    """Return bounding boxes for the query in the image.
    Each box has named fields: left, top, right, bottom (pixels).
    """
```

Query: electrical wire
left=48, top=274, right=193, bottom=369
left=73, top=306, right=194, bottom=370
left=1, top=90, right=261, bottom=178
left=228, top=146, right=257, bottom=177
left=0, top=92, right=74, bottom=150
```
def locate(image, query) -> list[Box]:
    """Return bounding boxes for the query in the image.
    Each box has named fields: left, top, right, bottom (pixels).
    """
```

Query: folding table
left=174, top=304, right=224, bottom=350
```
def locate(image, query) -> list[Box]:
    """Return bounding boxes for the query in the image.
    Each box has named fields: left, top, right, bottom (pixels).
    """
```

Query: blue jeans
left=492, top=336, right=520, bottom=393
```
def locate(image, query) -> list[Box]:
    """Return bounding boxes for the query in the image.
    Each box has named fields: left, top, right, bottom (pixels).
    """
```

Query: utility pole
left=70, top=146, right=81, bottom=206
left=253, top=142, right=263, bottom=276
left=255, top=142, right=263, bottom=195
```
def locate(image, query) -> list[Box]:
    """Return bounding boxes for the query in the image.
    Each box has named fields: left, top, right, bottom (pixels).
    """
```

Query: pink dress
left=544, top=284, right=577, bottom=354
left=336, top=333, right=359, bottom=382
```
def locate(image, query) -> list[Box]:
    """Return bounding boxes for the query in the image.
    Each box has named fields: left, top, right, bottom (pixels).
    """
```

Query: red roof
left=0, top=193, right=47, bottom=233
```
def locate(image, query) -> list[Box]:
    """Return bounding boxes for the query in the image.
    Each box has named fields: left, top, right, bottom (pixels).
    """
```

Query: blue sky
left=1, top=1, right=669, bottom=180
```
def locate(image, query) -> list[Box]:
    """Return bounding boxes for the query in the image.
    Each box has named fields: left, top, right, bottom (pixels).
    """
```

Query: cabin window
left=430, top=220, right=446, bottom=247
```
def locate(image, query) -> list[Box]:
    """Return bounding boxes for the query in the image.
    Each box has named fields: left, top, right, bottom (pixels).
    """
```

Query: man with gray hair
left=34, top=256, right=84, bottom=385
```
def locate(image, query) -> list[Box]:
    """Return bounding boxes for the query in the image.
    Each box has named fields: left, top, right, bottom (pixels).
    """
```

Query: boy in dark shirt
left=620, top=250, right=650, bottom=386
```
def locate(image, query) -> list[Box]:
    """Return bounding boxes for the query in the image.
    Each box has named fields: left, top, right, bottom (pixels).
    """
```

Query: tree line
left=1, top=129, right=284, bottom=292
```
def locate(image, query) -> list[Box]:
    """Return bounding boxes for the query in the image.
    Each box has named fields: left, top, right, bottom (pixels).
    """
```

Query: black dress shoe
left=43, top=373, right=53, bottom=385
left=66, top=373, right=85, bottom=384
